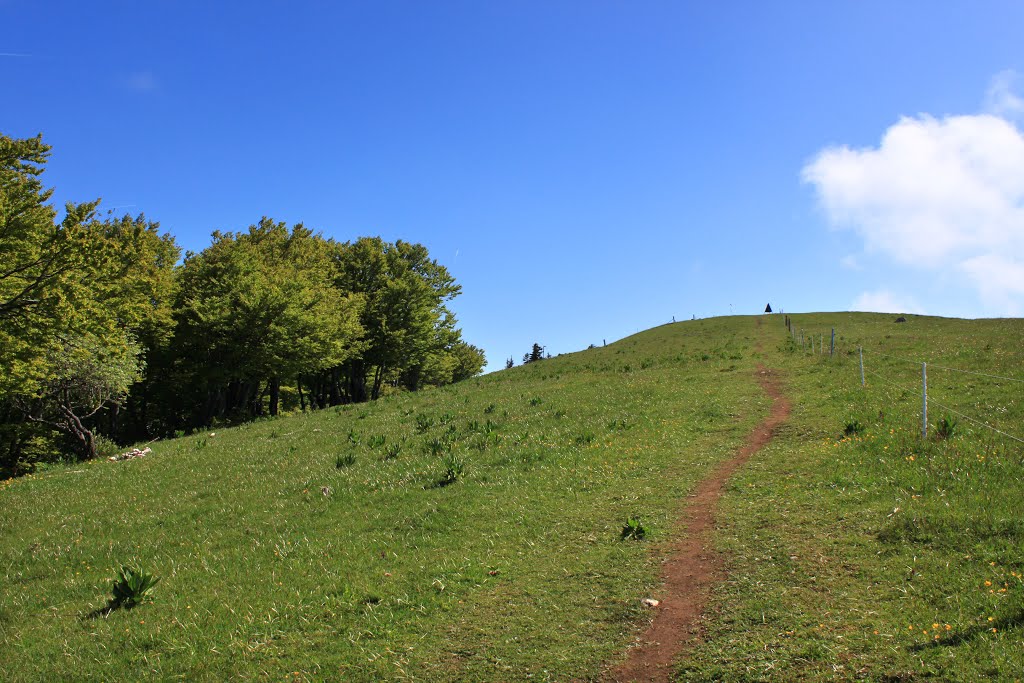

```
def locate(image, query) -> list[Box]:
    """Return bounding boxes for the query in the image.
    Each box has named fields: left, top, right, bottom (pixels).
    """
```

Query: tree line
left=0, top=133, right=485, bottom=475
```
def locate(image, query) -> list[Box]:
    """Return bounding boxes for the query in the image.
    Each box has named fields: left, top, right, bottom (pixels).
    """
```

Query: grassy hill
left=2, top=313, right=1022, bottom=681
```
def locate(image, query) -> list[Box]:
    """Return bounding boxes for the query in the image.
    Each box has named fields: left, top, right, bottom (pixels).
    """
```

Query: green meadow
left=683, top=313, right=1024, bottom=682
left=2, top=313, right=1022, bottom=681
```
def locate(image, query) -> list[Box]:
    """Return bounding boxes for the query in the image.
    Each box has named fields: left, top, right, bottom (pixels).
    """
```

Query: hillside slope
left=0, top=316, right=768, bottom=681
left=2, top=313, right=1022, bottom=681
left=682, top=313, right=1024, bottom=681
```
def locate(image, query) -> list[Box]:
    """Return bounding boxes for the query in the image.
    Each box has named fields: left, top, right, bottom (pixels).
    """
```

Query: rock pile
left=109, top=447, right=152, bottom=462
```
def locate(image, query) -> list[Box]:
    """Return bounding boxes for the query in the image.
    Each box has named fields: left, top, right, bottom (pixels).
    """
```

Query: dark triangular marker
left=764, top=303, right=772, bottom=313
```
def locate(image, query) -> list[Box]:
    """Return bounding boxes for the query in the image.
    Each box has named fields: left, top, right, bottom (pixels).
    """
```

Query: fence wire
left=792, top=325, right=1024, bottom=446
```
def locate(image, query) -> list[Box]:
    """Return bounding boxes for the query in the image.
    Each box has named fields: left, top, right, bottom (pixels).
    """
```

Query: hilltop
left=1, top=313, right=1022, bottom=681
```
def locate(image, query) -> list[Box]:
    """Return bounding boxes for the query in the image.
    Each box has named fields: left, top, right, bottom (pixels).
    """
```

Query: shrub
left=92, top=434, right=121, bottom=460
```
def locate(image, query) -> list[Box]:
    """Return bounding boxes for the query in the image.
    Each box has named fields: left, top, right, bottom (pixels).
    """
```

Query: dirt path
left=605, top=363, right=790, bottom=683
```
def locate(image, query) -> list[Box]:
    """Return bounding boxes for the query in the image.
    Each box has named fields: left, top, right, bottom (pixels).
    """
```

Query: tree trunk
left=60, top=405, right=96, bottom=459
left=329, top=367, right=341, bottom=406
left=297, top=375, right=306, bottom=411
left=269, top=377, right=280, bottom=416
left=371, top=365, right=385, bottom=400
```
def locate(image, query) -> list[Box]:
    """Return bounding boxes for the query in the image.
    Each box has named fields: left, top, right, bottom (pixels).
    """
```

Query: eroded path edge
left=606, top=364, right=791, bottom=683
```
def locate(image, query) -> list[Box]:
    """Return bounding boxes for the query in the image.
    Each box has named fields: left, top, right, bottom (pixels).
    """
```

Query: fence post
left=921, top=362, right=928, bottom=439
left=830, top=328, right=835, bottom=357
left=859, top=346, right=865, bottom=386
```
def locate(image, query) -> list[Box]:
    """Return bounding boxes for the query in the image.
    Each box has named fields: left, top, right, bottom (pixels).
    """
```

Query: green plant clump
left=843, top=419, right=865, bottom=436
left=620, top=517, right=646, bottom=540
left=936, top=415, right=958, bottom=439
left=111, top=566, right=160, bottom=609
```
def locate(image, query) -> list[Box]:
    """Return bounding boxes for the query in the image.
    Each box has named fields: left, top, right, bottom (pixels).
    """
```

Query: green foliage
left=414, top=414, right=434, bottom=433
left=439, top=451, right=465, bottom=485
left=0, top=134, right=181, bottom=467
left=575, top=431, right=596, bottom=445
left=522, top=343, right=545, bottom=364
left=383, top=443, right=402, bottom=460
left=843, top=418, right=865, bottom=436
left=620, top=517, right=646, bottom=540
left=425, top=437, right=451, bottom=457
left=110, top=566, right=160, bottom=609
left=172, top=219, right=365, bottom=422
left=335, top=453, right=356, bottom=468
left=936, top=415, right=958, bottom=440
left=607, top=418, right=630, bottom=431
left=1, top=134, right=481, bottom=472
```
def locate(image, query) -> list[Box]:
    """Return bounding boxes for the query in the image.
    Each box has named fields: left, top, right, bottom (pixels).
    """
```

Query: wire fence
left=783, top=316, right=1024, bottom=447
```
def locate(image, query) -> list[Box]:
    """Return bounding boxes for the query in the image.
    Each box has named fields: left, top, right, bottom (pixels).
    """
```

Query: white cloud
left=851, top=290, right=923, bottom=314
left=802, top=91, right=1024, bottom=315
left=959, top=254, right=1024, bottom=315
left=984, top=70, right=1024, bottom=120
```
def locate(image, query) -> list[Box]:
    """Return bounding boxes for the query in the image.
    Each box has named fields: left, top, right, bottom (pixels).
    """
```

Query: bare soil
left=605, top=363, right=790, bottom=682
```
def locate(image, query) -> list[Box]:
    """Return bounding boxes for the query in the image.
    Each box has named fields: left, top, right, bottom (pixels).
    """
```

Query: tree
left=20, top=335, right=142, bottom=459
left=0, top=134, right=101, bottom=398
left=523, top=343, right=544, bottom=364
left=333, top=237, right=463, bottom=400
left=88, top=212, right=180, bottom=441
left=448, top=341, right=486, bottom=382
left=172, top=219, right=363, bottom=424
left=1, top=134, right=178, bottom=466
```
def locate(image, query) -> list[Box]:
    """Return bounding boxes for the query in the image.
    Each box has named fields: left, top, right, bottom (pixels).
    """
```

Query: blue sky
left=5, top=1, right=1024, bottom=371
